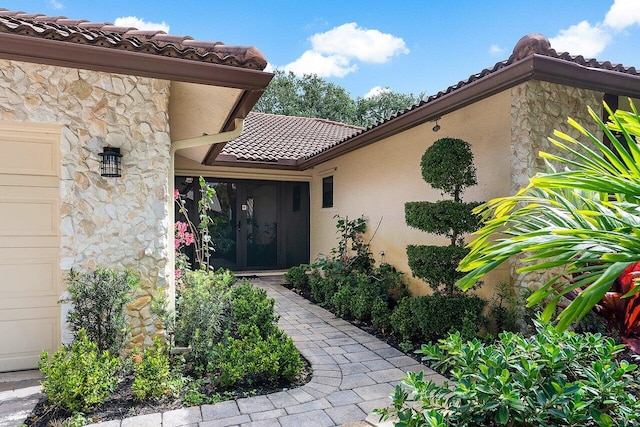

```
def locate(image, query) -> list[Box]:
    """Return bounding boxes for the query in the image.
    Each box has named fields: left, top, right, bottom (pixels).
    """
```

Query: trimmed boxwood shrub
left=212, top=326, right=302, bottom=388
left=284, top=265, right=309, bottom=290
left=228, top=282, right=278, bottom=338
left=39, top=329, right=120, bottom=413
left=390, top=293, right=487, bottom=343
left=371, top=296, right=392, bottom=332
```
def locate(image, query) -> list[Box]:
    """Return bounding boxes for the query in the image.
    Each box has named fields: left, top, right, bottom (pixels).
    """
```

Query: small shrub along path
left=7, top=276, right=444, bottom=427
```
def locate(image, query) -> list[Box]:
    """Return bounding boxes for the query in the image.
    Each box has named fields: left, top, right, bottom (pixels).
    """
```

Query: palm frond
left=457, top=99, right=640, bottom=330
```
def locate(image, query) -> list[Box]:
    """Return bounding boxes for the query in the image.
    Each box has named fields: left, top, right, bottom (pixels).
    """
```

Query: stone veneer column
left=0, top=59, right=172, bottom=348
left=509, top=80, right=603, bottom=293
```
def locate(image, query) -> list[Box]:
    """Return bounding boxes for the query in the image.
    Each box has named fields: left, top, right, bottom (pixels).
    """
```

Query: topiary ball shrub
left=420, top=137, right=477, bottom=198
left=405, top=137, right=484, bottom=296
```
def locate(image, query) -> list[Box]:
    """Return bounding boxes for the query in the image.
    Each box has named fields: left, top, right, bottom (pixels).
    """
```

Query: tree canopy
left=253, top=70, right=423, bottom=128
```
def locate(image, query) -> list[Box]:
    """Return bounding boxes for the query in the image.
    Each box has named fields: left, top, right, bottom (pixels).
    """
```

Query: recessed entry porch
left=176, top=176, right=310, bottom=271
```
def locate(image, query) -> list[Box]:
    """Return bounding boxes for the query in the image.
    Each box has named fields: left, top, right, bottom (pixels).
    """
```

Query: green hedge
left=390, top=293, right=486, bottom=343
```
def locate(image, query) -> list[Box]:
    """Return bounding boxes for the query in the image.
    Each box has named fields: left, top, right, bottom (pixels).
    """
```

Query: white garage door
left=0, top=121, right=61, bottom=372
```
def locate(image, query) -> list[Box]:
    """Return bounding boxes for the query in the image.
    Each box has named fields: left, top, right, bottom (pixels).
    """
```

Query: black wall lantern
left=99, top=146, right=123, bottom=177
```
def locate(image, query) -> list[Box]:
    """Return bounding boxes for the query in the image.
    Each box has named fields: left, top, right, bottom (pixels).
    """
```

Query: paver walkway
left=2, top=278, right=446, bottom=427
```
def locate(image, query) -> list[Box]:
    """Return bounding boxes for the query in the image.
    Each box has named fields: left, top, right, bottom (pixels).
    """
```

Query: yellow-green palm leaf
left=457, top=100, right=640, bottom=329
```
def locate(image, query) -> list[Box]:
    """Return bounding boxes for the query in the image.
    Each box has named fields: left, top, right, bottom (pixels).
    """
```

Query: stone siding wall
left=0, top=59, right=172, bottom=347
left=509, top=80, right=602, bottom=292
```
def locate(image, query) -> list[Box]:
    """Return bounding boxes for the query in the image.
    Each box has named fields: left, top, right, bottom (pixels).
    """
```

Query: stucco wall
left=509, top=81, right=603, bottom=293
left=0, top=59, right=172, bottom=347
left=309, top=91, right=513, bottom=298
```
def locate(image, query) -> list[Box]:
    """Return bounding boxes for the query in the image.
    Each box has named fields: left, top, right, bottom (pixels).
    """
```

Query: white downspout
left=167, top=118, right=245, bottom=307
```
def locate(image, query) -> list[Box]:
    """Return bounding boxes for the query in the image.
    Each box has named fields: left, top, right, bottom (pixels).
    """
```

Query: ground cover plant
left=376, top=322, right=640, bottom=426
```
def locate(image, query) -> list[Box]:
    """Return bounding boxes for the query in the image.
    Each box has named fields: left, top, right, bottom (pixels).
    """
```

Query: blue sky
left=4, top=1, right=640, bottom=98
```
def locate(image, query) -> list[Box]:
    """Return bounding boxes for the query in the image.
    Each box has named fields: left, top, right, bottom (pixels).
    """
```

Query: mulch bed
left=24, top=360, right=312, bottom=426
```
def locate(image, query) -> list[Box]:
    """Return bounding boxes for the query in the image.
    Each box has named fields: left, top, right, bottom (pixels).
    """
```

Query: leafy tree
left=254, top=70, right=356, bottom=124
left=253, top=70, right=301, bottom=117
left=298, top=74, right=357, bottom=124
left=255, top=70, right=421, bottom=127
left=457, top=100, right=640, bottom=345
left=355, top=89, right=424, bottom=128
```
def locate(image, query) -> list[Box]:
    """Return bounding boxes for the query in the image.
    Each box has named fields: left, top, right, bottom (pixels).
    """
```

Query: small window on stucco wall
left=322, top=176, right=334, bottom=208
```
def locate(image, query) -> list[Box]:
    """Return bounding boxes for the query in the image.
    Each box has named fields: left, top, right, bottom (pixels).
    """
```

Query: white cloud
left=284, top=51, right=357, bottom=78
left=549, top=20, right=611, bottom=58
left=310, top=23, right=408, bottom=64
left=604, top=0, right=640, bottom=30
left=114, top=16, right=169, bottom=33
left=48, top=0, right=64, bottom=10
left=364, top=86, right=391, bottom=98
left=488, top=44, right=504, bottom=56
left=283, top=22, right=408, bottom=78
left=264, top=63, right=275, bottom=73
left=548, top=0, right=640, bottom=60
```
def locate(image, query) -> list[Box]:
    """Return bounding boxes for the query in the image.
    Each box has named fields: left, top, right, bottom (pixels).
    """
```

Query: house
left=2, top=7, right=639, bottom=373
left=0, top=9, right=272, bottom=371
left=179, top=33, right=640, bottom=301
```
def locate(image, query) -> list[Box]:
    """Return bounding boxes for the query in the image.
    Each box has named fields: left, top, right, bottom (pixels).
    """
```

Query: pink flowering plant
left=174, top=177, right=217, bottom=275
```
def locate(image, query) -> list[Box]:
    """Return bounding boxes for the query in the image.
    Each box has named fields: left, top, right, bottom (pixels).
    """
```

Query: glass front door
left=243, top=182, right=278, bottom=268
left=208, top=181, right=238, bottom=270
left=176, top=177, right=308, bottom=271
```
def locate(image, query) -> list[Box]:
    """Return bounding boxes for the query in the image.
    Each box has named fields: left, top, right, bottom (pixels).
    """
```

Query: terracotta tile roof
left=218, top=112, right=362, bottom=163
left=0, top=9, right=267, bottom=70
left=304, top=33, right=640, bottom=161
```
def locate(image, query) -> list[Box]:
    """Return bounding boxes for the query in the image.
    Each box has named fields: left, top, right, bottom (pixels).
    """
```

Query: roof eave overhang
left=298, top=54, right=640, bottom=170
left=210, top=159, right=300, bottom=171
left=0, top=32, right=273, bottom=143
left=531, top=55, right=640, bottom=97
left=0, top=32, right=273, bottom=90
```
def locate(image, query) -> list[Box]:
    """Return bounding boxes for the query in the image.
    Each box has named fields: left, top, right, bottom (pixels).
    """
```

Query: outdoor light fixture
left=430, top=116, right=441, bottom=132
left=99, top=146, right=122, bottom=177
